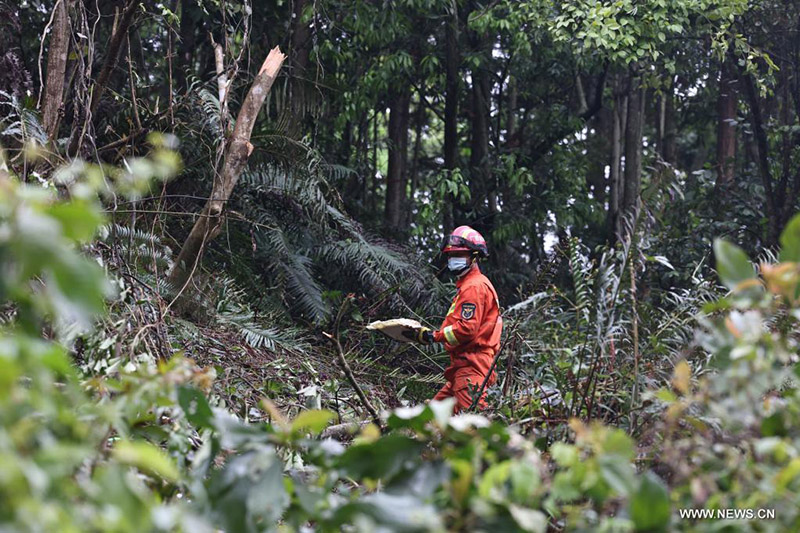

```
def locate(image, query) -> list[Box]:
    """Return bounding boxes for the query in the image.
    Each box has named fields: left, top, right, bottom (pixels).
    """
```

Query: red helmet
left=442, top=225, right=489, bottom=257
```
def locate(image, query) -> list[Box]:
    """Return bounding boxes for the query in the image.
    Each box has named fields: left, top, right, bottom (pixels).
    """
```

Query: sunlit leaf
left=779, top=213, right=800, bottom=262
left=713, top=239, right=756, bottom=290
left=112, top=441, right=180, bottom=482
left=291, top=409, right=335, bottom=435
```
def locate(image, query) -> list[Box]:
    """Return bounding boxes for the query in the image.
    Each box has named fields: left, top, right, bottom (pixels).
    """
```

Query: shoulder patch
left=461, top=302, right=477, bottom=320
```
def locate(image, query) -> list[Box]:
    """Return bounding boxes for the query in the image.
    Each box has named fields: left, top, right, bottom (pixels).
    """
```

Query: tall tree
left=467, top=5, right=492, bottom=222
left=442, top=4, right=460, bottom=232
left=383, top=86, right=411, bottom=234
left=175, top=0, right=198, bottom=91
left=40, top=0, right=72, bottom=142
left=622, top=75, right=645, bottom=230
left=715, top=59, right=738, bottom=190
left=608, top=84, right=627, bottom=240
left=67, top=0, right=142, bottom=156
left=289, top=0, right=311, bottom=131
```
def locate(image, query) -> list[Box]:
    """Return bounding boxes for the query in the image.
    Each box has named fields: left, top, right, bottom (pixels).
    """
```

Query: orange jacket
left=433, top=264, right=502, bottom=384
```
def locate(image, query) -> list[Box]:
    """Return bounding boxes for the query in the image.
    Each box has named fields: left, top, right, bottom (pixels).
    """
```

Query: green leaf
left=713, top=239, right=756, bottom=290
left=113, top=440, right=180, bottom=482
left=387, top=404, right=434, bottom=432
left=655, top=388, right=677, bottom=403
left=776, top=457, right=800, bottom=491
left=645, top=254, right=674, bottom=270
left=478, top=461, right=512, bottom=500
left=40, top=343, right=75, bottom=377
left=630, top=472, right=670, bottom=532
left=428, top=398, right=455, bottom=428
left=779, top=213, right=800, bottom=262
left=49, top=251, right=109, bottom=321
left=337, top=434, right=425, bottom=480
left=208, top=450, right=288, bottom=531
left=599, top=457, right=637, bottom=496
left=178, top=386, right=214, bottom=429
left=510, top=461, right=540, bottom=504
left=332, top=493, right=444, bottom=531
left=47, top=201, right=105, bottom=242
left=761, top=412, right=787, bottom=437
left=291, top=409, right=335, bottom=435
left=550, top=443, right=579, bottom=467
left=601, top=429, right=635, bottom=459
left=508, top=505, right=547, bottom=533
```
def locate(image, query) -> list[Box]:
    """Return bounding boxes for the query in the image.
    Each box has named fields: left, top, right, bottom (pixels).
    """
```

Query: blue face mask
left=447, top=257, right=469, bottom=272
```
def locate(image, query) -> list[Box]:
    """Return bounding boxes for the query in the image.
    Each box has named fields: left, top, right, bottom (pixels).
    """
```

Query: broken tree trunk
left=168, top=47, right=286, bottom=295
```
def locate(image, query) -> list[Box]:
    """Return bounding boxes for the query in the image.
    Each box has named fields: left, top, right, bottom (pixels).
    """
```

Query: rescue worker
left=404, top=225, right=502, bottom=413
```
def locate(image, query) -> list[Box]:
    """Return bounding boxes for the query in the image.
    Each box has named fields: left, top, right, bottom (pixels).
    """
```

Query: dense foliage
left=4, top=150, right=800, bottom=531
left=2, top=0, right=800, bottom=531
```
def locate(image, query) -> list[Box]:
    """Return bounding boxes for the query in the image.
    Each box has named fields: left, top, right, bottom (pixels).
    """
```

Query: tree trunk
left=407, top=96, right=425, bottom=226
left=608, top=89, right=627, bottom=242
left=41, top=0, right=72, bottom=142
left=506, top=76, right=518, bottom=140
left=741, top=69, right=780, bottom=245
left=778, top=67, right=799, bottom=231
left=383, top=87, right=411, bottom=234
left=715, top=60, right=738, bottom=191
left=622, top=79, right=645, bottom=230
left=586, top=107, right=610, bottom=205
left=357, top=115, right=368, bottom=204
left=289, top=0, right=311, bottom=131
left=526, top=68, right=608, bottom=167
left=442, top=6, right=459, bottom=232
left=469, top=37, right=491, bottom=215
left=176, top=0, right=197, bottom=91
left=169, top=48, right=286, bottom=293
left=68, top=0, right=142, bottom=156
left=339, top=119, right=352, bottom=168
left=371, top=111, right=378, bottom=214
left=89, top=0, right=141, bottom=117
left=661, top=86, right=677, bottom=165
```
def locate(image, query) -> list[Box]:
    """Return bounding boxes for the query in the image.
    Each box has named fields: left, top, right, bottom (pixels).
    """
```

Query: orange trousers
left=433, top=367, right=490, bottom=413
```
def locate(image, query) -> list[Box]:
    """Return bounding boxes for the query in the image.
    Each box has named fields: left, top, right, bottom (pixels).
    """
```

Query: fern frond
left=0, top=91, right=47, bottom=145
left=197, top=88, right=223, bottom=137
left=257, top=227, right=328, bottom=323
left=568, top=237, right=592, bottom=324
left=218, top=310, right=308, bottom=353
left=101, top=223, right=167, bottom=248
left=101, top=223, right=173, bottom=270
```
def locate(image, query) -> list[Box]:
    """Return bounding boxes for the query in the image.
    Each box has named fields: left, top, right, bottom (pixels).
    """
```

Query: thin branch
left=323, top=296, right=381, bottom=426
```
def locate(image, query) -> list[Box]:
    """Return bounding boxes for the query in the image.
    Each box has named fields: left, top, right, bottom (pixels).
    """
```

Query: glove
left=417, top=328, right=434, bottom=344
left=401, top=327, right=433, bottom=344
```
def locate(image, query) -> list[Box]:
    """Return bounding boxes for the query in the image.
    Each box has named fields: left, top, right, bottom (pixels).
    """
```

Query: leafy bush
left=5, top=144, right=800, bottom=532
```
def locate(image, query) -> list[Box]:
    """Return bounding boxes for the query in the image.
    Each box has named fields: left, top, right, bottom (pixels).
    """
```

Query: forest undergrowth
left=3, top=142, right=800, bottom=531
